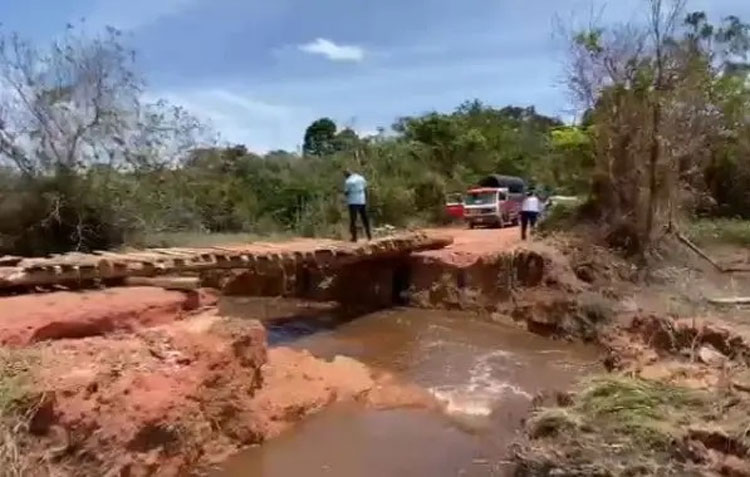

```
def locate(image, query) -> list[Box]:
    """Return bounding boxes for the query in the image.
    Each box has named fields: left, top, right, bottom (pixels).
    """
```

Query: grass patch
left=0, top=349, right=40, bottom=477
left=0, top=350, right=35, bottom=414
left=527, top=408, right=581, bottom=439
left=686, top=218, right=750, bottom=248
left=538, top=198, right=584, bottom=234
left=523, top=375, right=709, bottom=470
left=573, top=376, right=703, bottom=450
left=124, top=223, right=414, bottom=249
left=123, top=231, right=293, bottom=249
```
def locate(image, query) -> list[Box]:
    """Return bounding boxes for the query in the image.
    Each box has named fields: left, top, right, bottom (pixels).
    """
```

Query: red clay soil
left=22, top=310, right=267, bottom=476
left=4, top=290, right=434, bottom=476
left=420, top=227, right=521, bottom=267
left=0, top=287, right=217, bottom=347
left=248, top=347, right=436, bottom=440
left=410, top=229, right=584, bottom=322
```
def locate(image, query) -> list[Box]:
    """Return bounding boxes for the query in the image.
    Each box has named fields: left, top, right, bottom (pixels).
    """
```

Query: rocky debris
left=698, top=344, right=727, bottom=367
left=621, top=314, right=750, bottom=366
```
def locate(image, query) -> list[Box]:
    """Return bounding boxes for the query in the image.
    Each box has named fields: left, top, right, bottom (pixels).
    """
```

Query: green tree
left=543, top=126, right=594, bottom=194
left=566, top=2, right=750, bottom=252
left=333, top=128, right=361, bottom=152
left=0, top=25, right=210, bottom=254
left=303, top=118, right=337, bottom=156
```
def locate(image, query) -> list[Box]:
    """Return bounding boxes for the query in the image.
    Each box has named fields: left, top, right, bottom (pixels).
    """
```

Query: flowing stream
left=217, top=303, right=599, bottom=476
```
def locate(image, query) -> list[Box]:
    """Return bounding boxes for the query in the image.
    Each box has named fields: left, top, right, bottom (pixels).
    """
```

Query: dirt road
left=419, top=226, right=522, bottom=266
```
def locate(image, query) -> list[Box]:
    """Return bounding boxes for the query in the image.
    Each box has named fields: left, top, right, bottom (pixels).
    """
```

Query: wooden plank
left=93, top=251, right=149, bottom=263
left=150, top=249, right=197, bottom=258
left=121, top=252, right=173, bottom=262
left=0, top=232, right=453, bottom=289
left=124, top=276, right=200, bottom=290
left=0, top=256, right=22, bottom=267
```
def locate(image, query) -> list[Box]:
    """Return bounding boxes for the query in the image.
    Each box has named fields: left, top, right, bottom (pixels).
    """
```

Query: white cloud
left=298, top=38, right=365, bottom=62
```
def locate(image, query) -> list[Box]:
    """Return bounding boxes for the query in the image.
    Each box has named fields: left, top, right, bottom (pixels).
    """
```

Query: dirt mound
left=0, top=287, right=217, bottom=347
left=2, top=302, right=435, bottom=476
left=12, top=311, right=266, bottom=475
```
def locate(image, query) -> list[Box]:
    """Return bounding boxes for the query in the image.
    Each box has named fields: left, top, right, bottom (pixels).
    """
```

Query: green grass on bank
left=124, top=231, right=294, bottom=249
left=528, top=376, right=704, bottom=450
left=122, top=220, right=422, bottom=250
left=686, top=218, right=750, bottom=248
left=537, top=197, right=585, bottom=233
left=0, top=350, right=37, bottom=477
left=520, top=376, right=720, bottom=475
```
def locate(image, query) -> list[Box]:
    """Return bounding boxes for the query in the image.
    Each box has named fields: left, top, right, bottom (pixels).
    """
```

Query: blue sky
left=1, top=0, right=748, bottom=153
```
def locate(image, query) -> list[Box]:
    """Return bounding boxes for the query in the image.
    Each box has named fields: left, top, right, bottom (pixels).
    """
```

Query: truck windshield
left=465, top=192, right=496, bottom=205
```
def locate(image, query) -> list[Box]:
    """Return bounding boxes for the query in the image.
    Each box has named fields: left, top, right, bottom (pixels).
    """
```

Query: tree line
left=0, top=1, right=747, bottom=256
left=567, top=0, right=750, bottom=254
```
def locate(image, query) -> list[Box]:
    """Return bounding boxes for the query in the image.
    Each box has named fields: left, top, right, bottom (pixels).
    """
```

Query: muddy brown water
left=217, top=300, right=600, bottom=477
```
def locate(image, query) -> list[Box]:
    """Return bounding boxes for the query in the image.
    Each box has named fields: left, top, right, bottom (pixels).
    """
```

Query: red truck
left=445, top=175, right=526, bottom=229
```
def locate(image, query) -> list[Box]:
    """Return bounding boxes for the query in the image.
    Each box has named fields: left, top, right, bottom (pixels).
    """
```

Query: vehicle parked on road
left=462, top=175, right=526, bottom=229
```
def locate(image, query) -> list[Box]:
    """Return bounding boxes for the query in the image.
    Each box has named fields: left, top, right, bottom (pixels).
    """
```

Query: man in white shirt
left=344, top=170, right=372, bottom=242
left=520, top=190, right=541, bottom=240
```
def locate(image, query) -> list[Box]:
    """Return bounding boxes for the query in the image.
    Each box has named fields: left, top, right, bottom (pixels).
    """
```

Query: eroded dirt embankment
left=8, top=227, right=748, bottom=476
left=508, top=234, right=750, bottom=476
left=0, top=288, right=433, bottom=477
left=398, top=229, right=750, bottom=475
left=409, top=229, right=608, bottom=341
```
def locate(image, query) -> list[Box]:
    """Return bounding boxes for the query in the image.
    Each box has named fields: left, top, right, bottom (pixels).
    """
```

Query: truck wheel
left=468, top=222, right=476, bottom=230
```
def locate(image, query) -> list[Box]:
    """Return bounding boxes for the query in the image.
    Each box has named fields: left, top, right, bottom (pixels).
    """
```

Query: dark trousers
left=520, top=211, right=539, bottom=240
left=348, top=204, right=372, bottom=242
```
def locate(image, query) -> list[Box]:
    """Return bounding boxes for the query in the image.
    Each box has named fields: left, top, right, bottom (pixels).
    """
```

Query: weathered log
left=676, top=231, right=750, bottom=274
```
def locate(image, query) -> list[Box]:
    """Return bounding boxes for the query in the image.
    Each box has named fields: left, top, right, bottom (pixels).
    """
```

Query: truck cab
left=462, top=175, right=526, bottom=229
left=463, top=187, right=521, bottom=228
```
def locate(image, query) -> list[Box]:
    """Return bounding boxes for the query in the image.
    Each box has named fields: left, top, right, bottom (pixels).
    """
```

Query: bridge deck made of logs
left=0, top=232, right=452, bottom=290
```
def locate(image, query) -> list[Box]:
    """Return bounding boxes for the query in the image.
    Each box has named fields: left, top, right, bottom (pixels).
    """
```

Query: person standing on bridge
left=520, top=189, right=541, bottom=241
left=344, top=169, right=372, bottom=242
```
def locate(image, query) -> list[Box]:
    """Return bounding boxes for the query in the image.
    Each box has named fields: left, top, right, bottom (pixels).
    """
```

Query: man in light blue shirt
left=344, top=170, right=372, bottom=242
